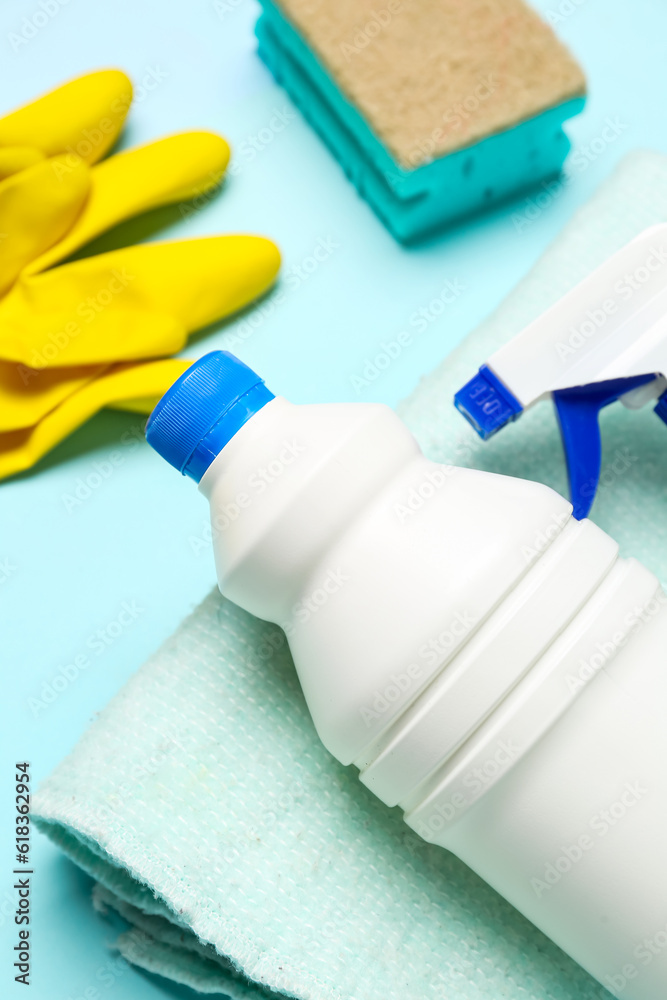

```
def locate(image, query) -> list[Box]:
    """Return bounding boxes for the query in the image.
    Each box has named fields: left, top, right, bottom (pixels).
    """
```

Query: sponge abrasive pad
left=273, top=0, right=586, bottom=169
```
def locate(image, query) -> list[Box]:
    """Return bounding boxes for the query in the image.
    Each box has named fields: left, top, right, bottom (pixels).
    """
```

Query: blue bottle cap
left=145, top=351, right=274, bottom=482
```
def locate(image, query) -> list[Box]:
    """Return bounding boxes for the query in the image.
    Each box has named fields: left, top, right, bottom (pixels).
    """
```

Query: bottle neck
left=200, top=396, right=421, bottom=622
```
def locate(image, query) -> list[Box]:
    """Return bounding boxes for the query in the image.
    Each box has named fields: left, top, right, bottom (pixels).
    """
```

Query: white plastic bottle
left=146, top=351, right=667, bottom=1000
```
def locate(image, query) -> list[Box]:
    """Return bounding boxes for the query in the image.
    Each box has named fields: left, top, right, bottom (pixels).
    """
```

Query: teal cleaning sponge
left=256, top=0, right=587, bottom=243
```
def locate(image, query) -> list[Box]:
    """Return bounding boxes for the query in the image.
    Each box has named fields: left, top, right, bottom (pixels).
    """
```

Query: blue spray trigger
left=553, top=374, right=658, bottom=521
left=655, top=388, right=667, bottom=426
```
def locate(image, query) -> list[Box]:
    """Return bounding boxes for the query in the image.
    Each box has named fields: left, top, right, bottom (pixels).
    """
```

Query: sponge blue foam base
left=256, top=1, right=585, bottom=243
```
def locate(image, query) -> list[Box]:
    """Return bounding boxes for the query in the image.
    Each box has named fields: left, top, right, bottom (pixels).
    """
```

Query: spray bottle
left=454, top=224, right=667, bottom=519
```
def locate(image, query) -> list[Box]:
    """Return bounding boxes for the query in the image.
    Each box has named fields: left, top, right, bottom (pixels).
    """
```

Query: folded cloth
left=33, top=150, right=667, bottom=1000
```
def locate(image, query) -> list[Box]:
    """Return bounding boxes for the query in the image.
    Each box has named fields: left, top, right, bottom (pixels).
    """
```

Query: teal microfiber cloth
left=33, top=150, right=667, bottom=1000
left=255, top=0, right=586, bottom=243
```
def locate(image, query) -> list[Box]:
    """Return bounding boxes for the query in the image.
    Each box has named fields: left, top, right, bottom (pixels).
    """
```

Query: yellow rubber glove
left=0, top=71, right=132, bottom=433
left=0, top=70, right=281, bottom=446
left=0, top=124, right=279, bottom=427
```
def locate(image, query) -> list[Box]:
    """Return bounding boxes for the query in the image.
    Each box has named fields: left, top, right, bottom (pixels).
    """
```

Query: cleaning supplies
left=32, top=151, right=667, bottom=1000
left=0, top=70, right=281, bottom=478
left=255, top=0, right=586, bottom=242
left=454, top=224, right=667, bottom=519
left=146, top=350, right=667, bottom=1000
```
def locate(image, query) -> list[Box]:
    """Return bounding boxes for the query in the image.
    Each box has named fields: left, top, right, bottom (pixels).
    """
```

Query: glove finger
left=0, top=235, right=281, bottom=366
left=28, top=132, right=230, bottom=275
left=0, top=146, right=45, bottom=181
left=0, top=358, right=191, bottom=480
left=0, top=360, right=107, bottom=431
left=0, top=69, right=132, bottom=165
left=108, top=396, right=168, bottom=414
left=0, top=155, right=90, bottom=296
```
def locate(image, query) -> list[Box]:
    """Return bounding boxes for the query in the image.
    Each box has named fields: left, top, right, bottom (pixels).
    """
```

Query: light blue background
left=1, top=0, right=665, bottom=997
